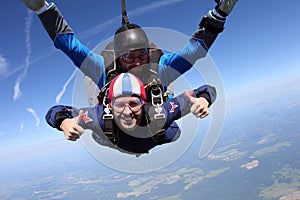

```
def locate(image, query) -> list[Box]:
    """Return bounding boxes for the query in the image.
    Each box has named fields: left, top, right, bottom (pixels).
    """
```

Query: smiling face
left=112, top=96, right=143, bottom=131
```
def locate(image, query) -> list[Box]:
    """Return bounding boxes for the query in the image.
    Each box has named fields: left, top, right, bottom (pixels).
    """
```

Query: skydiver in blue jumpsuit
left=21, top=0, right=238, bottom=90
left=46, top=73, right=216, bottom=155
left=21, top=0, right=237, bottom=147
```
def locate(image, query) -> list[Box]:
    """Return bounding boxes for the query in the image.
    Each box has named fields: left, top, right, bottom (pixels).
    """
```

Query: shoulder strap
left=100, top=41, right=163, bottom=84
left=101, top=41, right=118, bottom=83
left=102, top=103, right=119, bottom=145
left=148, top=42, right=163, bottom=83
left=98, top=41, right=164, bottom=105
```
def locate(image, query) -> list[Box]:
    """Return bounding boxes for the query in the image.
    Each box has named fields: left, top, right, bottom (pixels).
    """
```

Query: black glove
left=215, top=0, right=238, bottom=17
left=22, top=0, right=45, bottom=11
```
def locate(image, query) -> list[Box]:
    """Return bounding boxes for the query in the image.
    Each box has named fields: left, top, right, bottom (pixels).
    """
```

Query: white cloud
left=13, top=10, right=33, bottom=101
left=128, top=0, right=184, bottom=17
left=13, top=82, right=22, bottom=101
left=56, top=68, right=78, bottom=103
left=27, top=108, right=40, bottom=127
left=0, top=55, right=9, bottom=78
left=79, top=0, right=183, bottom=39
left=11, top=1, right=183, bottom=102
left=20, top=121, right=24, bottom=134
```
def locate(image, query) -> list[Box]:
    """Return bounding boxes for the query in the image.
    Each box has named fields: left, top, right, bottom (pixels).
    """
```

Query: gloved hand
left=215, top=0, right=238, bottom=17
left=21, top=0, right=45, bottom=11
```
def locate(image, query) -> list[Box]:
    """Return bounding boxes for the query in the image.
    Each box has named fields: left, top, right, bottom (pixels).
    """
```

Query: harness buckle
left=151, top=86, right=163, bottom=107
left=102, top=107, right=114, bottom=120
left=103, top=114, right=114, bottom=119
left=154, top=113, right=165, bottom=120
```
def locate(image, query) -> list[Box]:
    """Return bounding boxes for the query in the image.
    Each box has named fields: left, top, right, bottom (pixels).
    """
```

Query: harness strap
left=103, top=110, right=117, bottom=144
left=97, top=78, right=115, bottom=105
left=153, top=129, right=166, bottom=145
left=102, top=91, right=119, bottom=145
left=147, top=108, right=166, bottom=145
left=145, top=79, right=167, bottom=145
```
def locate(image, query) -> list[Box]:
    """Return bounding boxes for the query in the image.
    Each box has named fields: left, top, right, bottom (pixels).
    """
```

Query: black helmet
left=114, top=23, right=150, bottom=57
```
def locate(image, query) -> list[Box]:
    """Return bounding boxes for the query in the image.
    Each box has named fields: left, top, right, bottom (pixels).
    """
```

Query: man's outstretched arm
left=162, top=84, right=216, bottom=129
left=192, top=0, right=238, bottom=49
left=21, top=0, right=106, bottom=89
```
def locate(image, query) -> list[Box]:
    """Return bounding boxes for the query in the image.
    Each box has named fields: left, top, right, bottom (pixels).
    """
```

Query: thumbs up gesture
left=60, top=110, right=84, bottom=141
left=184, top=91, right=209, bottom=119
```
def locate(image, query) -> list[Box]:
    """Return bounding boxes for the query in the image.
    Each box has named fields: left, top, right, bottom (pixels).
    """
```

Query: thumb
left=74, top=110, right=84, bottom=125
left=184, top=91, right=195, bottom=104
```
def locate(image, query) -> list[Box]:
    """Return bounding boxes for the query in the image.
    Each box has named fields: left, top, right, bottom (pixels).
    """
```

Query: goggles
left=120, top=49, right=148, bottom=64
left=112, top=96, right=143, bottom=113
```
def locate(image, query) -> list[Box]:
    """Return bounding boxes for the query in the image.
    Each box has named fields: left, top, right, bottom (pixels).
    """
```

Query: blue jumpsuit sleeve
left=45, top=105, right=78, bottom=129
left=38, top=4, right=106, bottom=89
left=162, top=84, right=216, bottom=129
left=45, top=104, right=104, bottom=134
left=158, top=39, right=207, bottom=86
left=162, top=93, right=192, bottom=129
left=54, top=34, right=106, bottom=88
left=163, top=122, right=181, bottom=143
left=158, top=10, right=226, bottom=87
left=194, top=84, right=217, bottom=106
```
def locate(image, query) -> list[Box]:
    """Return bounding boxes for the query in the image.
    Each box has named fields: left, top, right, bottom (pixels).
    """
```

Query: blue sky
left=0, top=0, right=299, bottom=153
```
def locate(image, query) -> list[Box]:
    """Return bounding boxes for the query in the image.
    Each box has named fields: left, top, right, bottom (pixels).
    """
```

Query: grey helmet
left=114, top=23, right=150, bottom=57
